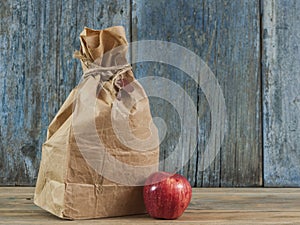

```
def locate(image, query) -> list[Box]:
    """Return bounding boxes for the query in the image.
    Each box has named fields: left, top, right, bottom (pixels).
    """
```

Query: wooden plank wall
left=0, top=0, right=130, bottom=185
left=263, top=0, right=300, bottom=187
left=132, top=0, right=262, bottom=187
left=0, top=0, right=299, bottom=187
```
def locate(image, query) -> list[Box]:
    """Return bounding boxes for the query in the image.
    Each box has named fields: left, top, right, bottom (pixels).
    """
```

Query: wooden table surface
left=0, top=187, right=299, bottom=224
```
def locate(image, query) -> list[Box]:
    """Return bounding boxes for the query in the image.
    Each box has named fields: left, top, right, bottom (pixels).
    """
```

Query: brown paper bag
left=34, top=26, right=159, bottom=219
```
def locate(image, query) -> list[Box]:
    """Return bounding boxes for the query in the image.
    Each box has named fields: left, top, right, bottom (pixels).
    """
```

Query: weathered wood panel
left=0, top=0, right=130, bottom=185
left=2, top=0, right=300, bottom=187
left=263, top=0, right=300, bottom=186
left=1, top=187, right=300, bottom=224
left=132, top=0, right=262, bottom=187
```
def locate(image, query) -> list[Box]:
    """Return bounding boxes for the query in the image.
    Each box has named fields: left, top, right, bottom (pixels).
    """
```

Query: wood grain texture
left=0, top=0, right=130, bottom=185
left=262, top=0, right=300, bottom=187
left=1, top=187, right=300, bottom=224
left=132, top=0, right=262, bottom=187
left=1, top=0, right=300, bottom=187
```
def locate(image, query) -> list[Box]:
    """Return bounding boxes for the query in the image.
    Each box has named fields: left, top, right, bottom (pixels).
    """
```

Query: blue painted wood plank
left=0, top=0, right=130, bottom=185
left=132, top=0, right=262, bottom=187
left=263, top=0, right=300, bottom=187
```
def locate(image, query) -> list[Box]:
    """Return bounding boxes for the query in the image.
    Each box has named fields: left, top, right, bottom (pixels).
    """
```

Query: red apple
left=143, top=171, right=192, bottom=219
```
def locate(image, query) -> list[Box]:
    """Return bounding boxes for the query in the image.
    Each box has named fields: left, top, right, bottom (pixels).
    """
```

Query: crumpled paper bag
left=34, top=26, right=159, bottom=219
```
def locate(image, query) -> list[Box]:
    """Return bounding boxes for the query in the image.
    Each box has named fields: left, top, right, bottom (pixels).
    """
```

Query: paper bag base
left=34, top=179, right=146, bottom=220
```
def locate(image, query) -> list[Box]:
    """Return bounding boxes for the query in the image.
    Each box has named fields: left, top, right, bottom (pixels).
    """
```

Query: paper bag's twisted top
left=74, top=26, right=128, bottom=71
left=74, top=26, right=133, bottom=98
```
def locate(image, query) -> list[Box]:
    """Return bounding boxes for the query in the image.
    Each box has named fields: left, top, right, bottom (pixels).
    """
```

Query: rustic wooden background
left=0, top=0, right=299, bottom=187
